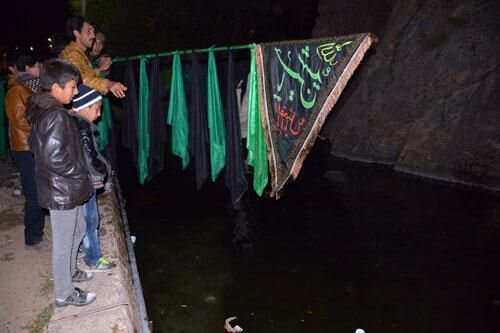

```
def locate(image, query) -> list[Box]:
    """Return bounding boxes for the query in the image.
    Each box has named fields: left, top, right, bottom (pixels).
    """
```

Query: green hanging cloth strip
left=167, top=52, right=190, bottom=169
left=0, top=80, right=7, bottom=160
left=246, top=46, right=268, bottom=196
left=207, top=50, right=226, bottom=181
left=138, top=57, right=150, bottom=184
left=96, top=71, right=112, bottom=151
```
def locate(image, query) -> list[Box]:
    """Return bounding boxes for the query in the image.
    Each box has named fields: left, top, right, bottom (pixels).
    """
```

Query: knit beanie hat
left=73, top=84, right=102, bottom=111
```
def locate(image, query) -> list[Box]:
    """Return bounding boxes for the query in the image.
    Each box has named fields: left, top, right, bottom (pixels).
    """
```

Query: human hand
left=108, top=81, right=127, bottom=98
left=104, top=181, right=113, bottom=193
left=8, top=65, right=17, bottom=76
left=98, top=55, right=112, bottom=72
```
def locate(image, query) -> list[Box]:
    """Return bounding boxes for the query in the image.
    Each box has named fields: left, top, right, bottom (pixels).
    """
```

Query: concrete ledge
left=48, top=183, right=150, bottom=332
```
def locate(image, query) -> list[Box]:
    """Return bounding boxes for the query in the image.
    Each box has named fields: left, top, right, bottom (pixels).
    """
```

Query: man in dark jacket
left=5, top=54, right=45, bottom=248
left=27, top=59, right=96, bottom=307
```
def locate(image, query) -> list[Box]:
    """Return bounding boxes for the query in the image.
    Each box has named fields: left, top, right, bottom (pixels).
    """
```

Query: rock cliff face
left=313, top=0, right=500, bottom=190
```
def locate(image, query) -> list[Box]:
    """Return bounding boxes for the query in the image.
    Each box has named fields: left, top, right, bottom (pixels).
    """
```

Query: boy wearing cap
left=27, top=59, right=96, bottom=307
left=71, top=83, right=116, bottom=271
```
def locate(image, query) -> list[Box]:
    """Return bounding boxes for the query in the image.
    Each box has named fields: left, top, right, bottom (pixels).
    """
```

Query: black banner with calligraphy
left=256, top=33, right=377, bottom=197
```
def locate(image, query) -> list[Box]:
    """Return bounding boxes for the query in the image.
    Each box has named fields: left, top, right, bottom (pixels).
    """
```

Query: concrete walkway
left=0, top=160, right=150, bottom=332
left=0, top=169, right=52, bottom=333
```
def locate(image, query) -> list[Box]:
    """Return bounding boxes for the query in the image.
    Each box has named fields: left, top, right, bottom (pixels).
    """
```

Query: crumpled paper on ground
left=224, top=317, right=243, bottom=332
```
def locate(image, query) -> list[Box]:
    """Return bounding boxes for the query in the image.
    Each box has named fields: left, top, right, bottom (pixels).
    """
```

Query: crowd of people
left=4, top=16, right=127, bottom=307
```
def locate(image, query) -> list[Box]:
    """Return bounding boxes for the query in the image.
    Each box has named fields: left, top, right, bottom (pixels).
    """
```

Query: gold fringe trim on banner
left=288, top=33, right=378, bottom=183
left=255, top=45, right=279, bottom=197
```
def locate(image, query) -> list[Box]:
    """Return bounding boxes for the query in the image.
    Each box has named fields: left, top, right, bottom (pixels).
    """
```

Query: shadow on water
left=117, top=140, right=500, bottom=333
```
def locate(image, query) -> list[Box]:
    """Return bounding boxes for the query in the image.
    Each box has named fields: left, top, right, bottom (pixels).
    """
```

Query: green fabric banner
left=167, top=53, right=190, bottom=169
left=138, top=57, right=150, bottom=184
left=256, top=33, right=377, bottom=197
left=207, top=50, right=226, bottom=181
left=0, top=80, right=7, bottom=160
left=246, top=47, right=268, bottom=196
left=96, top=72, right=112, bottom=151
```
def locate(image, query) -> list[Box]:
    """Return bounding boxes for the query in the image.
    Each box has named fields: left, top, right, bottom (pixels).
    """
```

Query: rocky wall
left=314, top=0, right=500, bottom=190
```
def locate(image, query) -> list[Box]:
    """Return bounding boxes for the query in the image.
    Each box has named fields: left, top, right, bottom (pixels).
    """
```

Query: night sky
left=0, top=0, right=71, bottom=55
left=1, top=0, right=320, bottom=59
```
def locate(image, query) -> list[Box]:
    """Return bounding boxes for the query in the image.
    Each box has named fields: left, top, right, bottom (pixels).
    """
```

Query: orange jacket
left=59, top=41, right=110, bottom=95
left=5, top=82, right=33, bottom=151
left=7, top=74, right=16, bottom=89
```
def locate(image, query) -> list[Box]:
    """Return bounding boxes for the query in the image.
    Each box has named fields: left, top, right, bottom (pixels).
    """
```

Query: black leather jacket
left=70, top=112, right=111, bottom=184
left=27, top=92, right=92, bottom=210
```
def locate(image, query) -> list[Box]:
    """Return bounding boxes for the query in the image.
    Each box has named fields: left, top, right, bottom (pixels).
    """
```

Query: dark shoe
left=25, top=241, right=50, bottom=252
left=72, top=269, right=93, bottom=282
left=86, top=257, right=116, bottom=272
left=55, top=287, right=96, bottom=307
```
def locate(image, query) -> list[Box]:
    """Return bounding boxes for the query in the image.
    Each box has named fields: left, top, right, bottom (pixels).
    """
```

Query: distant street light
left=29, top=46, right=34, bottom=52
left=48, top=38, right=52, bottom=42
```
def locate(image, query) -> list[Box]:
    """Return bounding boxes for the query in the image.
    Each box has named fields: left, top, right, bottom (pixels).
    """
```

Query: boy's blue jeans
left=82, top=190, right=102, bottom=266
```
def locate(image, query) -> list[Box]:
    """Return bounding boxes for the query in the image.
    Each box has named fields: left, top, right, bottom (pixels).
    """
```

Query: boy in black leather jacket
left=27, top=59, right=96, bottom=307
left=70, top=83, right=116, bottom=272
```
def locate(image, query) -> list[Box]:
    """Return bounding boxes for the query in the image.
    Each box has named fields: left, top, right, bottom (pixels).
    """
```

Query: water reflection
left=118, top=142, right=500, bottom=333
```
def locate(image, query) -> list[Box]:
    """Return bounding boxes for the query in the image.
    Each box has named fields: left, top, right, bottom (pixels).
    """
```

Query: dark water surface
left=117, top=142, right=500, bottom=333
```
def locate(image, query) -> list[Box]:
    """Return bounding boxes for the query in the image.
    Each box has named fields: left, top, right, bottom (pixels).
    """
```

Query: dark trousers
left=12, top=151, right=45, bottom=245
